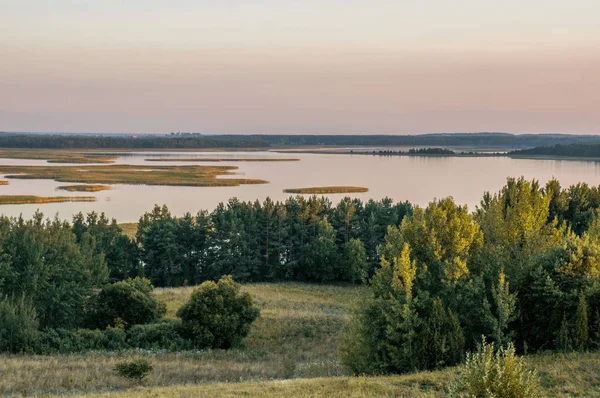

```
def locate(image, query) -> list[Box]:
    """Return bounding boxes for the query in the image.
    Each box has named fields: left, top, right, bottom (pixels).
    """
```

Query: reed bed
left=145, top=158, right=300, bottom=162
left=0, top=195, right=96, bottom=205
left=0, top=165, right=268, bottom=187
left=58, top=184, right=112, bottom=192
left=283, top=186, right=369, bottom=194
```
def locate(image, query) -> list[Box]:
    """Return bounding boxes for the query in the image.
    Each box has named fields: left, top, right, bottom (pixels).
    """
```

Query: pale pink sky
left=1, top=1, right=600, bottom=134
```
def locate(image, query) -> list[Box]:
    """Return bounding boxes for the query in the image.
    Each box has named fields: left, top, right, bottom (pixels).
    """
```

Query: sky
left=1, top=1, right=600, bottom=134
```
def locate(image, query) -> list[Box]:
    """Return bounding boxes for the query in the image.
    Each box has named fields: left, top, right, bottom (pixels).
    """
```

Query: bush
left=37, top=327, right=128, bottom=354
left=0, top=296, right=39, bottom=353
left=176, top=275, right=260, bottom=349
left=85, top=277, right=166, bottom=329
left=127, top=320, right=193, bottom=351
left=113, top=358, right=153, bottom=381
left=449, top=338, right=541, bottom=398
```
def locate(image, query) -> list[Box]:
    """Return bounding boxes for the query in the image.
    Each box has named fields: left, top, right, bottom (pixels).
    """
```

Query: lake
left=1, top=151, right=600, bottom=222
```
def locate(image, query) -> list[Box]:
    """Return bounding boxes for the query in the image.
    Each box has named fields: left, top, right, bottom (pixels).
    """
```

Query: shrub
left=127, top=320, right=193, bottom=351
left=0, top=296, right=39, bottom=353
left=176, top=275, right=260, bottom=349
left=37, top=327, right=128, bottom=354
left=113, top=358, right=153, bottom=381
left=449, top=338, right=541, bottom=398
left=85, top=277, right=166, bottom=329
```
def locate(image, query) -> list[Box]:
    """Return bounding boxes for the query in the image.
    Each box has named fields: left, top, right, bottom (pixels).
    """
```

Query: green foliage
left=418, top=298, right=465, bottom=370
left=113, top=359, right=153, bottom=381
left=84, top=278, right=166, bottom=329
left=135, top=197, right=411, bottom=286
left=475, top=177, right=564, bottom=284
left=127, top=321, right=193, bottom=351
left=0, top=213, right=108, bottom=329
left=574, top=293, right=589, bottom=351
left=0, top=296, right=39, bottom=353
left=176, top=275, right=260, bottom=349
left=72, top=212, right=139, bottom=282
left=449, top=338, right=541, bottom=398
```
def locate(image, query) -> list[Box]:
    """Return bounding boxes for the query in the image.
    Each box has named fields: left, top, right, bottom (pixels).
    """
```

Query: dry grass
left=0, top=180, right=8, bottom=185
left=284, top=186, right=369, bottom=194
left=0, top=149, right=117, bottom=164
left=58, top=185, right=112, bottom=192
left=0, top=195, right=96, bottom=205
left=118, top=223, right=138, bottom=239
left=0, top=164, right=268, bottom=187
left=0, top=283, right=365, bottom=397
left=145, top=158, right=300, bottom=162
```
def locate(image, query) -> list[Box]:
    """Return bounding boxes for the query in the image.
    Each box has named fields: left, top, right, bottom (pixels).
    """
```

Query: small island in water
left=284, top=186, right=369, bottom=194
left=0, top=195, right=97, bottom=205
left=58, top=184, right=112, bottom=192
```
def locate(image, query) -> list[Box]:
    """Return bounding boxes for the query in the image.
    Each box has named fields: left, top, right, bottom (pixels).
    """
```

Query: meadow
left=1, top=283, right=598, bottom=397
left=0, top=283, right=362, bottom=396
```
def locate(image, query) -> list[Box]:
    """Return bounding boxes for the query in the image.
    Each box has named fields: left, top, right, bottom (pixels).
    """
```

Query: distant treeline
left=249, top=133, right=600, bottom=148
left=373, top=148, right=456, bottom=156
left=511, top=144, right=600, bottom=158
left=0, top=134, right=269, bottom=149
left=3, top=133, right=600, bottom=149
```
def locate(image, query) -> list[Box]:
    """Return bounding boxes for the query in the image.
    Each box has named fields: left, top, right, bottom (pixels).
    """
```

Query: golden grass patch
left=0, top=164, right=268, bottom=187
left=284, top=186, right=369, bottom=194
left=57, top=184, right=112, bottom=192
left=0, top=195, right=96, bottom=205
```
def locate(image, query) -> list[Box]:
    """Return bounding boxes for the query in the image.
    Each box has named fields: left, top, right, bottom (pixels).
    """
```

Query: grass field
left=283, top=186, right=369, bottom=194
left=0, top=283, right=364, bottom=397
left=0, top=164, right=268, bottom=187
left=1, top=283, right=599, bottom=397
left=58, top=184, right=112, bottom=192
left=0, top=195, right=96, bottom=205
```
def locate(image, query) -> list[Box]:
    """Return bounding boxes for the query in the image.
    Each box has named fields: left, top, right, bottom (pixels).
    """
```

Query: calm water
left=1, top=151, right=600, bottom=222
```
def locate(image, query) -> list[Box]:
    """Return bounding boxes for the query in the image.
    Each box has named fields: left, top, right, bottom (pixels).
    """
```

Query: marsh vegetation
left=283, top=186, right=369, bottom=194
left=0, top=195, right=96, bottom=205
left=58, top=184, right=112, bottom=192
left=145, top=158, right=300, bottom=162
left=0, top=164, right=268, bottom=187
left=0, top=149, right=118, bottom=164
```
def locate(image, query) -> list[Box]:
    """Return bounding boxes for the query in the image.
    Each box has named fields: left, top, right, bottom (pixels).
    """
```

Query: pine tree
left=491, top=270, right=517, bottom=346
left=556, top=313, right=572, bottom=352
left=574, top=293, right=589, bottom=351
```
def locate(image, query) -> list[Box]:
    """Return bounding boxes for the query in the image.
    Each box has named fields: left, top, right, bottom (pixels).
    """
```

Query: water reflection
left=1, top=152, right=600, bottom=222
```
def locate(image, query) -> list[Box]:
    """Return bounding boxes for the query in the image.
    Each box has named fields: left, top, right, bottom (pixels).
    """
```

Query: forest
left=511, top=143, right=600, bottom=158
left=2, top=132, right=600, bottom=149
left=0, top=134, right=269, bottom=149
left=250, top=133, right=600, bottom=148
left=2, top=177, right=600, bottom=382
